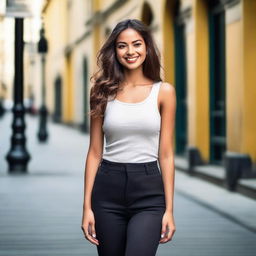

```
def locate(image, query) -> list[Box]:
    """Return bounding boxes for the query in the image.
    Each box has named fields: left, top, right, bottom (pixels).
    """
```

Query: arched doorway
left=81, top=58, right=89, bottom=133
left=208, top=0, right=227, bottom=164
left=53, top=76, right=62, bottom=123
left=173, top=1, right=188, bottom=156
left=164, top=0, right=188, bottom=156
left=141, top=1, right=154, bottom=26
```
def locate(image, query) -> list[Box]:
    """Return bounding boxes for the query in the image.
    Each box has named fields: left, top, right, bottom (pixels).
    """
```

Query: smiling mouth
left=125, top=56, right=139, bottom=63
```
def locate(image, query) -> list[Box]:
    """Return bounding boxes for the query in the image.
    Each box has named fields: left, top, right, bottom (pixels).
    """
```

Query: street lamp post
left=37, top=25, right=48, bottom=142
left=6, top=18, right=30, bottom=173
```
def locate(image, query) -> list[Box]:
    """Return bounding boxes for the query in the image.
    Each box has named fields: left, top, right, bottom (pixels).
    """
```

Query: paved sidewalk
left=175, top=171, right=256, bottom=233
left=0, top=113, right=255, bottom=256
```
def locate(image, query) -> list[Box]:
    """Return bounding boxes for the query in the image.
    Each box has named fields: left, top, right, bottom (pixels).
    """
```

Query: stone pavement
left=0, top=112, right=256, bottom=256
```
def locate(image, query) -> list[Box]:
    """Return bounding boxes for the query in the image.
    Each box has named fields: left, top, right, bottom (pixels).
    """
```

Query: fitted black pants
left=91, top=158, right=166, bottom=256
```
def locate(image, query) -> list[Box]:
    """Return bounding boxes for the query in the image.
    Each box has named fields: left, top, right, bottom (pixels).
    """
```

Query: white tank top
left=102, top=81, right=162, bottom=163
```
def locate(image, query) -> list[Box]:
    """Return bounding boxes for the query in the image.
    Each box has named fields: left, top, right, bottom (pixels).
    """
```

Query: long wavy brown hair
left=89, top=19, right=162, bottom=118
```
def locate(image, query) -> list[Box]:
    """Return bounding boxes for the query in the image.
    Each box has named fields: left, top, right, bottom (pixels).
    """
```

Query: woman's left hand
left=159, top=211, right=176, bottom=243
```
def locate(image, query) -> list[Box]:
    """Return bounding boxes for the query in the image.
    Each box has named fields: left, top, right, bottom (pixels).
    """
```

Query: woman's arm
left=81, top=113, right=104, bottom=246
left=83, top=114, right=104, bottom=211
left=158, top=82, right=176, bottom=243
left=158, top=82, right=176, bottom=213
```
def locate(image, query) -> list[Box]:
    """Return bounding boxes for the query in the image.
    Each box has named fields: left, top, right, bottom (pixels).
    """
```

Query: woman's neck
left=123, top=67, right=152, bottom=86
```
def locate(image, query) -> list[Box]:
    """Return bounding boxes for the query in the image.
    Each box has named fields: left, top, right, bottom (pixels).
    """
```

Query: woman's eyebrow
left=116, top=39, right=143, bottom=44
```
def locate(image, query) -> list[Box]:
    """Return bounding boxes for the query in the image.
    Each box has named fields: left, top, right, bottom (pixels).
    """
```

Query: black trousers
left=91, top=158, right=166, bottom=256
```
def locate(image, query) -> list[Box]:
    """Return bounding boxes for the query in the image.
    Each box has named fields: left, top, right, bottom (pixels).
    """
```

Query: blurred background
left=0, top=0, right=256, bottom=256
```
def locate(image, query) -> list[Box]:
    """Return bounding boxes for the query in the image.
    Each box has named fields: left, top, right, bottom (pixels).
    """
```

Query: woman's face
left=115, top=28, right=147, bottom=70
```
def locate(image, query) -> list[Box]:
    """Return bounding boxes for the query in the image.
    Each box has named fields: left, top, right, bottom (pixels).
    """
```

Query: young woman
left=81, top=19, right=176, bottom=256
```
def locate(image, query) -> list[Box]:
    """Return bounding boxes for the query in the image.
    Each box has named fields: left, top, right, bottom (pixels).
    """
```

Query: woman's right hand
left=81, top=208, right=99, bottom=246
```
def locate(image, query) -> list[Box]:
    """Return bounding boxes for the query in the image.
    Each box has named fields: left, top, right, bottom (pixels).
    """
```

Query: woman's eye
left=117, top=43, right=141, bottom=49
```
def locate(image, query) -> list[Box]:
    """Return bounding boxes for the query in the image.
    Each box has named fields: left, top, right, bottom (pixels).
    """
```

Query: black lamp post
left=37, top=24, right=48, bottom=142
left=6, top=18, right=30, bottom=173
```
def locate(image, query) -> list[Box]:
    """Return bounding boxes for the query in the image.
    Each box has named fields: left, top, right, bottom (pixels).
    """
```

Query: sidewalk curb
left=174, top=170, right=256, bottom=233
left=175, top=189, right=256, bottom=234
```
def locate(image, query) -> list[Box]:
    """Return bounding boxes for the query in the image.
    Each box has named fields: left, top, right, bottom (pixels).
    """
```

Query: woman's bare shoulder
left=159, top=81, right=176, bottom=101
left=160, top=81, right=175, bottom=91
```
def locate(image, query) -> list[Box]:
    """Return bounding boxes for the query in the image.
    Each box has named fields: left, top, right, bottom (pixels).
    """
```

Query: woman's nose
left=127, top=45, right=135, bottom=55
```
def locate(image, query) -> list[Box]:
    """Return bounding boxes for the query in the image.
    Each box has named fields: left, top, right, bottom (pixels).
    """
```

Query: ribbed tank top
left=102, top=81, right=162, bottom=163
